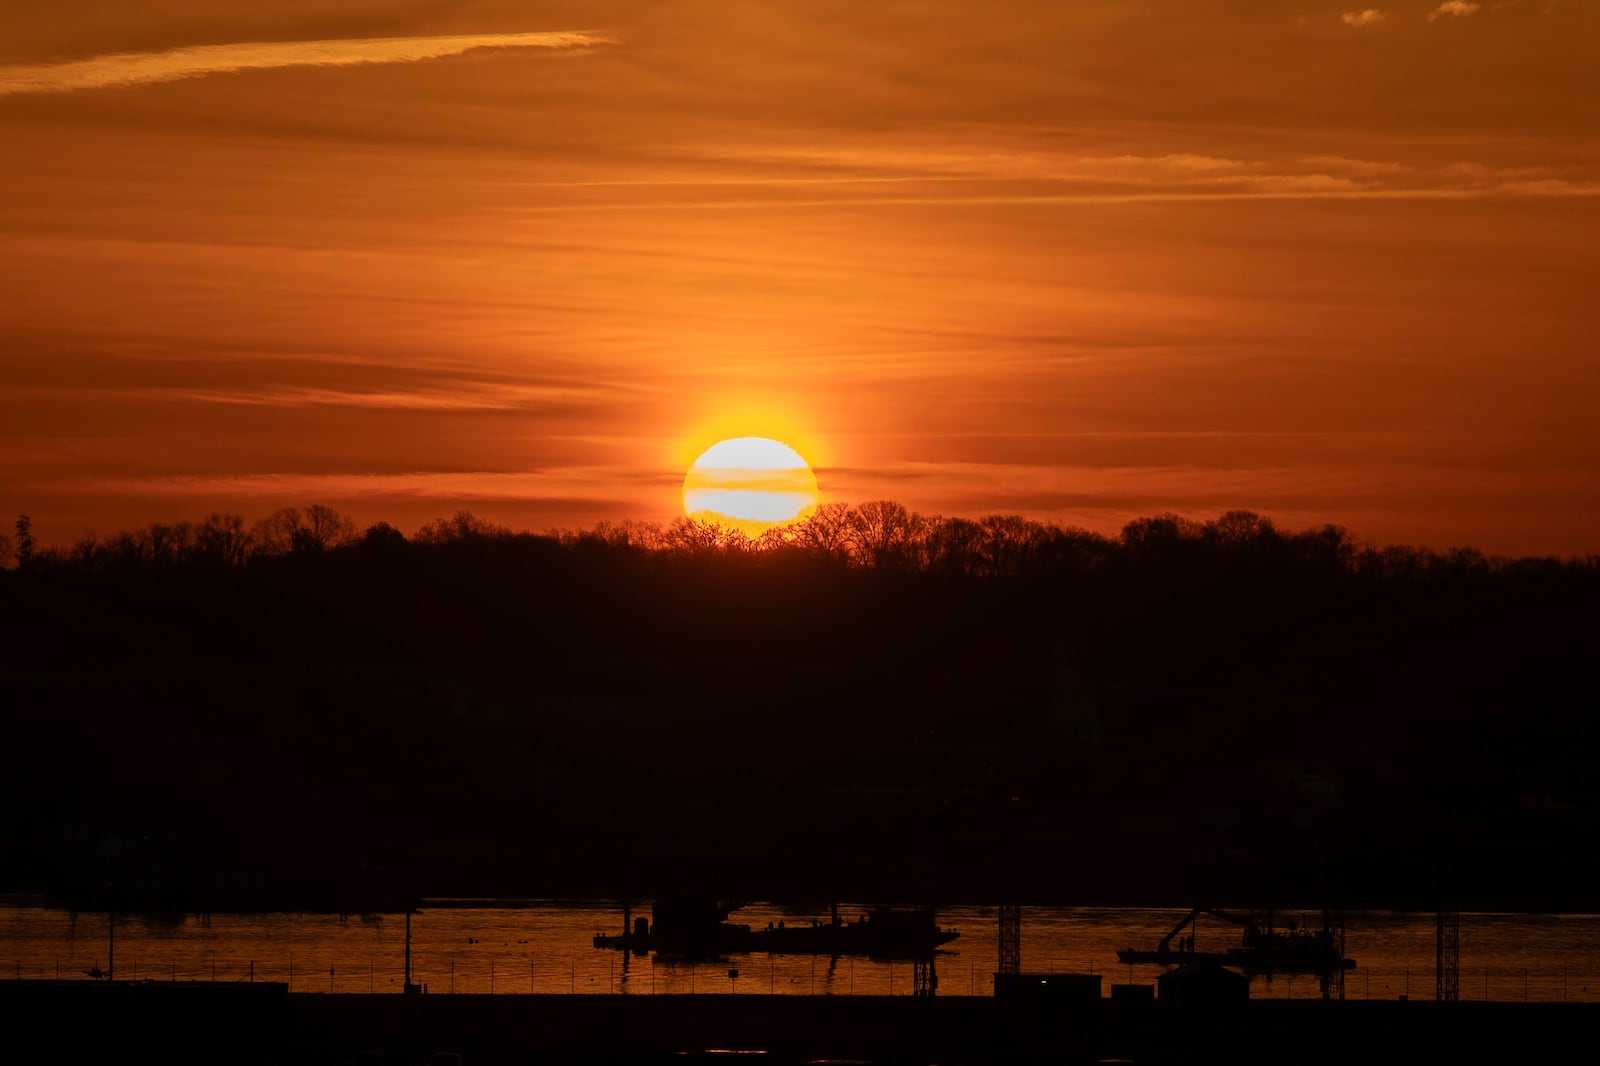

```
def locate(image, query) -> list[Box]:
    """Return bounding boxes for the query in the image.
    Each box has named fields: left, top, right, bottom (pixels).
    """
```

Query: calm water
left=2, top=898, right=1597, bottom=1002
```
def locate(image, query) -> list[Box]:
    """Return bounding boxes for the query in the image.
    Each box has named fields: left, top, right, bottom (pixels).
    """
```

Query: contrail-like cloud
left=0, top=31, right=612, bottom=96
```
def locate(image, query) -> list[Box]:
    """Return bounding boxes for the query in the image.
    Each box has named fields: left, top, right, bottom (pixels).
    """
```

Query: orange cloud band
left=0, top=31, right=613, bottom=96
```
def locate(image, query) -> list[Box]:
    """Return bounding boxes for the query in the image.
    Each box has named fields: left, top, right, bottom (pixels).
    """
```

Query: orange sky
left=3, top=1, right=1597, bottom=554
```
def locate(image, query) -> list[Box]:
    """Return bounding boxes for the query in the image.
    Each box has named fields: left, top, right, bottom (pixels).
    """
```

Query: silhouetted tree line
left=2, top=502, right=1598, bottom=910
left=7, top=502, right=1596, bottom=580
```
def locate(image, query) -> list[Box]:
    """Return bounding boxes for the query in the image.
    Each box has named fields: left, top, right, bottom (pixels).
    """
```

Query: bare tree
left=754, top=524, right=798, bottom=553
left=1295, top=524, right=1357, bottom=571
left=168, top=520, right=197, bottom=564
left=72, top=532, right=100, bottom=570
left=1355, top=543, right=1412, bottom=579
left=848, top=500, right=924, bottom=568
left=977, top=514, right=1049, bottom=577
left=146, top=523, right=175, bottom=564
left=661, top=515, right=748, bottom=554
left=1207, top=509, right=1276, bottom=548
left=302, top=504, right=357, bottom=551
left=789, top=502, right=856, bottom=560
left=103, top=529, right=150, bottom=568
left=922, top=516, right=984, bottom=575
left=252, top=507, right=305, bottom=556
left=614, top=520, right=665, bottom=551
left=14, top=514, right=34, bottom=568
left=571, top=519, right=663, bottom=551
left=1120, top=513, right=1202, bottom=551
left=242, top=504, right=355, bottom=555
left=1038, top=526, right=1115, bottom=573
left=196, top=513, right=252, bottom=566
left=414, top=510, right=508, bottom=545
left=361, top=521, right=408, bottom=550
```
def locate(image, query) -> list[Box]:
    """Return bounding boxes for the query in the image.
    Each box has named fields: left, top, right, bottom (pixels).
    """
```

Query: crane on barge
left=1116, top=906, right=1354, bottom=975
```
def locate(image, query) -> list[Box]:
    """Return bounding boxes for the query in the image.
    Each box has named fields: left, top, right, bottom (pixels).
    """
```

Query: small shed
left=1155, top=963, right=1249, bottom=1007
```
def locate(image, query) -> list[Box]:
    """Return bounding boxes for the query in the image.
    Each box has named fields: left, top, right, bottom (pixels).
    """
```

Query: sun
left=683, top=437, right=820, bottom=536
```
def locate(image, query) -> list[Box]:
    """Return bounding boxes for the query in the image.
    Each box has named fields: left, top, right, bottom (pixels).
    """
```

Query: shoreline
left=7, top=980, right=1600, bottom=1065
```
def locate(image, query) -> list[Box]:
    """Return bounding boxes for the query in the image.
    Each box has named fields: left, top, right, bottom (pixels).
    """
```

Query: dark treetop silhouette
left=2, top=504, right=1596, bottom=912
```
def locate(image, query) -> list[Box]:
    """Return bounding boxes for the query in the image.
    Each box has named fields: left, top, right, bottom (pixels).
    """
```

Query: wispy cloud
left=62, top=469, right=661, bottom=502
left=491, top=151, right=1600, bottom=213
left=167, top=384, right=595, bottom=412
left=1430, top=1, right=1482, bottom=18
left=1342, top=9, right=1389, bottom=26
left=0, top=31, right=612, bottom=97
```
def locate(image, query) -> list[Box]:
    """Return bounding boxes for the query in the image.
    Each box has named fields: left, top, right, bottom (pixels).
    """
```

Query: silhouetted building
left=1156, top=963, right=1249, bottom=1006
left=1110, top=982, right=1156, bottom=1005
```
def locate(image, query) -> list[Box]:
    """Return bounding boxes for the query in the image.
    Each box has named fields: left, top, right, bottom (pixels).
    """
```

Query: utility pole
left=404, top=910, right=418, bottom=995
left=1321, top=908, right=1345, bottom=1001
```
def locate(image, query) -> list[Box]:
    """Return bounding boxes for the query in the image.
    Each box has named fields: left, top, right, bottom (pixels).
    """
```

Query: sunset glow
left=1, top=3, right=1597, bottom=554
left=4, top=6, right=1600, bottom=1037
left=683, top=437, right=819, bottom=535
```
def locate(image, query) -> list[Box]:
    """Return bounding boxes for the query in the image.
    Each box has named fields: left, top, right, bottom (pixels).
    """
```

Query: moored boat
left=595, top=901, right=958, bottom=959
left=748, top=907, right=960, bottom=959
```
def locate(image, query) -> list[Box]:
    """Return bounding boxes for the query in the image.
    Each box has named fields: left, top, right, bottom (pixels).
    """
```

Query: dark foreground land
left=6, top=981, right=1600, bottom=1066
left=4, top=509, right=1599, bottom=910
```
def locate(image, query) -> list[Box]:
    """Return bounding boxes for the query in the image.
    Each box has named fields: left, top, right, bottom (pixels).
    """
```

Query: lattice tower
left=1437, top=910, right=1460, bottom=1002
left=998, top=903, right=1022, bottom=976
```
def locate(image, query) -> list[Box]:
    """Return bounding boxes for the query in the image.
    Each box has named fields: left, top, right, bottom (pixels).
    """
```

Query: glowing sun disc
left=683, top=437, right=819, bottom=529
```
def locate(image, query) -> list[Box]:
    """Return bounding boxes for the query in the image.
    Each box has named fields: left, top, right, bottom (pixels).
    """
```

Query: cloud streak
left=1430, top=1, right=1482, bottom=18
left=59, top=469, right=662, bottom=503
left=483, top=150, right=1600, bottom=215
left=165, top=382, right=605, bottom=412
left=502, top=181, right=1600, bottom=215
left=0, top=31, right=612, bottom=96
left=1342, top=9, right=1389, bottom=26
